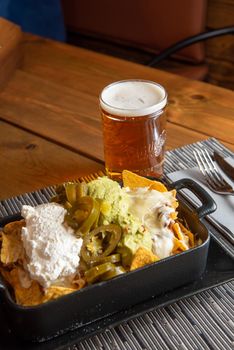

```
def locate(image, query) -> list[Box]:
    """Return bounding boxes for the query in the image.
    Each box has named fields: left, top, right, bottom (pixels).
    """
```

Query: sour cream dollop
left=21, top=203, right=83, bottom=288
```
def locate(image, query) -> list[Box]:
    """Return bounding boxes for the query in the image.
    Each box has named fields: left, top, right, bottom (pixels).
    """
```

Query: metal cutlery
left=193, top=149, right=234, bottom=195
left=213, top=151, right=234, bottom=182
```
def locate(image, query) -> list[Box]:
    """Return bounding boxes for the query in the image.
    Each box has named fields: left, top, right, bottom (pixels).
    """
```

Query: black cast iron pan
left=0, top=178, right=216, bottom=342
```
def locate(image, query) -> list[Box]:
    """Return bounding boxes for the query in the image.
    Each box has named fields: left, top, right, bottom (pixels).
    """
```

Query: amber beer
left=100, top=80, right=167, bottom=179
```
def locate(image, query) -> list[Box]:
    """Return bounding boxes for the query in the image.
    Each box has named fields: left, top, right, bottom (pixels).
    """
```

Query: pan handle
left=170, top=178, right=217, bottom=219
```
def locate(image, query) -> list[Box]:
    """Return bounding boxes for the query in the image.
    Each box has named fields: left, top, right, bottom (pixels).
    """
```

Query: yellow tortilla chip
left=171, top=189, right=177, bottom=198
left=170, top=212, right=178, bottom=220
left=122, top=170, right=167, bottom=192
left=1, top=221, right=25, bottom=264
left=179, top=222, right=195, bottom=247
left=170, top=189, right=179, bottom=210
left=72, top=277, right=86, bottom=290
left=172, top=223, right=184, bottom=241
left=43, top=285, right=77, bottom=303
left=172, top=237, right=188, bottom=253
left=3, top=220, right=25, bottom=234
left=148, top=182, right=168, bottom=192
left=0, top=267, right=12, bottom=285
left=130, top=247, right=159, bottom=271
left=6, top=267, right=43, bottom=306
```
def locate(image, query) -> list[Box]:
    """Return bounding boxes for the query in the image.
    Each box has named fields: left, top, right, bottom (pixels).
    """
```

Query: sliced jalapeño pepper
left=101, top=266, right=126, bottom=281
left=65, top=183, right=77, bottom=204
left=52, top=182, right=88, bottom=205
left=65, top=196, right=100, bottom=236
left=81, top=224, right=122, bottom=264
left=84, top=262, right=115, bottom=284
left=90, top=254, right=121, bottom=267
left=76, top=182, right=88, bottom=198
left=77, top=197, right=100, bottom=235
left=65, top=196, right=100, bottom=235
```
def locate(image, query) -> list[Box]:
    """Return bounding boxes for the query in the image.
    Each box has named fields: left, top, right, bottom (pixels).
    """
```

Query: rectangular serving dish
left=0, top=178, right=216, bottom=342
left=1, top=236, right=234, bottom=350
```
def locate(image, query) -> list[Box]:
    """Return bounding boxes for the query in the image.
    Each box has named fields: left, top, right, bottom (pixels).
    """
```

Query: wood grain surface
left=0, top=35, right=233, bottom=150
left=0, top=121, right=103, bottom=200
left=206, top=0, right=234, bottom=89
left=0, top=33, right=233, bottom=199
left=0, top=18, right=22, bottom=90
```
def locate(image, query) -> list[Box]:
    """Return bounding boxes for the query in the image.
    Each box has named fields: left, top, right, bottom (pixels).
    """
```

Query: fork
left=193, top=149, right=234, bottom=195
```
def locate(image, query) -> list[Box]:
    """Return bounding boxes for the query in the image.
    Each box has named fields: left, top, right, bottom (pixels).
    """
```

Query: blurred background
left=0, top=0, right=233, bottom=90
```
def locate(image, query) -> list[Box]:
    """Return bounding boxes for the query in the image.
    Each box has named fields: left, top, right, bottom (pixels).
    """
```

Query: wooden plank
left=0, top=69, right=233, bottom=162
left=0, top=35, right=232, bottom=178
left=21, top=34, right=208, bottom=92
left=21, top=35, right=234, bottom=108
left=0, top=70, right=103, bottom=161
left=166, top=123, right=234, bottom=152
left=206, top=35, right=233, bottom=62
left=1, top=75, right=233, bottom=166
left=1, top=119, right=232, bottom=201
left=207, top=0, right=234, bottom=27
left=206, top=0, right=234, bottom=89
left=0, top=18, right=23, bottom=90
left=166, top=80, right=234, bottom=144
left=1, top=55, right=233, bottom=149
left=21, top=35, right=234, bottom=115
left=205, top=57, right=234, bottom=90
left=0, top=121, right=104, bottom=200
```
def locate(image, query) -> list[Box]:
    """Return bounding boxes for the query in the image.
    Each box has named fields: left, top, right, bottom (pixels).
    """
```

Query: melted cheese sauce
left=124, top=187, right=176, bottom=259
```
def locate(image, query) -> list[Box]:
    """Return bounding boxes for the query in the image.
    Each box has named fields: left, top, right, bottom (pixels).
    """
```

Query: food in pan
left=0, top=171, right=199, bottom=306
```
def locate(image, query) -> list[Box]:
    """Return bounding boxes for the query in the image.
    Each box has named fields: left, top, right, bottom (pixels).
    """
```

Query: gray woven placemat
left=0, top=138, right=233, bottom=350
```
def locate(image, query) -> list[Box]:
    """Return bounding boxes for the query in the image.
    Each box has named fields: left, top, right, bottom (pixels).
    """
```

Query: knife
left=213, top=151, right=234, bottom=182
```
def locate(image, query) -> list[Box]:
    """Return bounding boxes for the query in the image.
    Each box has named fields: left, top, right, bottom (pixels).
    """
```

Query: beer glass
left=100, top=79, right=167, bottom=179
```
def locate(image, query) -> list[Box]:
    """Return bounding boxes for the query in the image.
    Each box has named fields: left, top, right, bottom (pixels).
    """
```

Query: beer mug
left=100, top=79, right=167, bottom=179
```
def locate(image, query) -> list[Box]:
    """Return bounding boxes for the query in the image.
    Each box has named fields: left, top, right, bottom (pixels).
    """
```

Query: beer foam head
left=100, top=80, right=167, bottom=117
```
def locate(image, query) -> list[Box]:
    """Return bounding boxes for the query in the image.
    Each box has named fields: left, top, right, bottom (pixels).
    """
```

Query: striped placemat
left=0, top=138, right=233, bottom=350
left=163, top=137, right=234, bottom=259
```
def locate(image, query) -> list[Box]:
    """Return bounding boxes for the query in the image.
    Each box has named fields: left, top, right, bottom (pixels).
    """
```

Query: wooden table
left=0, top=19, right=234, bottom=200
left=0, top=21, right=234, bottom=350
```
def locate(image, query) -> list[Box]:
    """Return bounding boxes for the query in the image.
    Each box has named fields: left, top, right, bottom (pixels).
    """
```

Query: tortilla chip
left=7, top=267, right=43, bottom=306
left=172, top=223, right=184, bottom=241
left=3, top=220, right=25, bottom=234
left=130, top=247, right=159, bottom=271
left=170, top=190, right=179, bottom=209
left=0, top=267, right=12, bottom=285
left=122, top=170, right=167, bottom=192
left=170, top=212, right=178, bottom=220
left=72, top=277, right=86, bottom=290
left=1, top=221, right=25, bottom=264
left=179, top=222, right=195, bottom=247
left=172, top=237, right=188, bottom=253
left=170, top=189, right=177, bottom=198
left=43, top=285, right=77, bottom=303
left=148, top=182, right=168, bottom=192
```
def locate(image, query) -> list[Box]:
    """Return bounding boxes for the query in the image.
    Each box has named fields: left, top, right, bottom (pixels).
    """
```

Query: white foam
left=100, top=80, right=167, bottom=117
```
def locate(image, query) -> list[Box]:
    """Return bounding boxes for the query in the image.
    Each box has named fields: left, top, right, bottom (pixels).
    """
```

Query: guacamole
left=87, top=177, right=152, bottom=265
